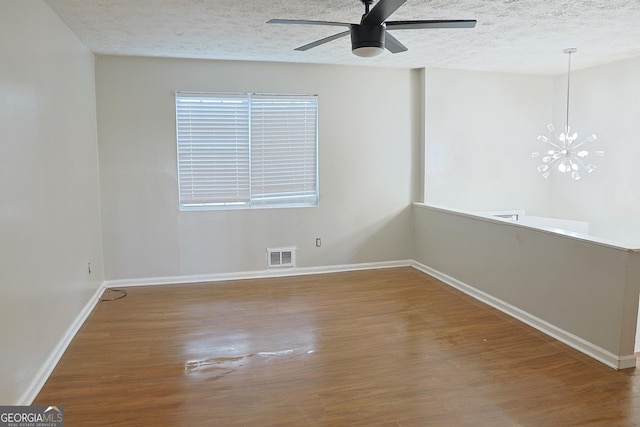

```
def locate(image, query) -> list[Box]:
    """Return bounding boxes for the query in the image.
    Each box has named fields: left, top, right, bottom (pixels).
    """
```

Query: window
left=176, top=92, right=318, bottom=210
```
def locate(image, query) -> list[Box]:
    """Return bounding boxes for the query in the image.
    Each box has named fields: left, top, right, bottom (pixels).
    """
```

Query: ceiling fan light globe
left=353, top=46, right=384, bottom=57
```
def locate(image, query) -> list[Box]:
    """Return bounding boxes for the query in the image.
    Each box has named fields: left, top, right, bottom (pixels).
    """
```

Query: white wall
left=423, top=68, right=552, bottom=214
left=423, top=58, right=640, bottom=246
left=0, top=1, right=104, bottom=404
left=95, top=56, right=415, bottom=280
left=549, top=57, right=640, bottom=245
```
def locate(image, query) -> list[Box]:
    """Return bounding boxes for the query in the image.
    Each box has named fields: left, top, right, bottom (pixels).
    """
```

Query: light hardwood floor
left=35, top=267, right=640, bottom=426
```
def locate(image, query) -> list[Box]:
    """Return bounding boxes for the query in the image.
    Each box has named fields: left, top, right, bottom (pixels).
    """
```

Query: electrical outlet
left=88, top=262, right=91, bottom=275
left=315, top=238, right=321, bottom=247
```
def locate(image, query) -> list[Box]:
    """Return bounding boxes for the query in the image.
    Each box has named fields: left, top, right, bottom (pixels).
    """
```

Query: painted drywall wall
left=0, top=1, right=104, bottom=404
left=413, top=204, right=640, bottom=365
left=423, top=68, right=553, bottom=214
left=422, top=58, right=640, bottom=246
left=95, top=56, right=414, bottom=280
left=548, top=56, right=640, bottom=245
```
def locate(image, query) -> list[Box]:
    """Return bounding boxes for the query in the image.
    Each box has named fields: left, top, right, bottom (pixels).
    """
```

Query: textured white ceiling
left=44, top=0, right=640, bottom=75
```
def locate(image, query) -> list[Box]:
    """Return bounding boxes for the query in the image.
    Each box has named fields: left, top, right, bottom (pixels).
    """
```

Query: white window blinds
left=176, top=92, right=318, bottom=210
left=176, top=93, right=250, bottom=208
left=251, top=94, right=318, bottom=207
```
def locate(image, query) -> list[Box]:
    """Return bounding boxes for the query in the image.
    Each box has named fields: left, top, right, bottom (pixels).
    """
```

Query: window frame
left=175, top=91, right=319, bottom=211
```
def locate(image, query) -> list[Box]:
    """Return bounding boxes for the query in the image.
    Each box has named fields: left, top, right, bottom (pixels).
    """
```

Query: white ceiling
left=43, top=0, right=640, bottom=75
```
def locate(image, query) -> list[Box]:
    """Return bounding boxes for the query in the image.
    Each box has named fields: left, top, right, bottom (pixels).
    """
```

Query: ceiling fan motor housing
left=350, top=24, right=385, bottom=51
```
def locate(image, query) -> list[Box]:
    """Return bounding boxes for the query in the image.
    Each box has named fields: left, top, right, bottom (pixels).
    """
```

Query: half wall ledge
left=413, top=202, right=640, bottom=370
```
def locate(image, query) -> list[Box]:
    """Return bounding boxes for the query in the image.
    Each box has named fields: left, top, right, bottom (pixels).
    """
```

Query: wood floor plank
left=34, top=267, right=640, bottom=426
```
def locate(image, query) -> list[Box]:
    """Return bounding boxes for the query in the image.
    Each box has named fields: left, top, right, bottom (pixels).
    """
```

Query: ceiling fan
left=267, top=0, right=477, bottom=57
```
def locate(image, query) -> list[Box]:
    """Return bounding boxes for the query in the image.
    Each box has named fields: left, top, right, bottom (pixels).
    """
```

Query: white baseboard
left=103, top=259, right=412, bottom=288
left=18, top=283, right=106, bottom=405
left=619, top=355, right=637, bottom=369
left=410, top=261, right=633, bottom=370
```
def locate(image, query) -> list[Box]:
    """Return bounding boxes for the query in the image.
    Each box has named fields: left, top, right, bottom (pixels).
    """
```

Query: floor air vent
left=267, top=247, right=296, bottom=268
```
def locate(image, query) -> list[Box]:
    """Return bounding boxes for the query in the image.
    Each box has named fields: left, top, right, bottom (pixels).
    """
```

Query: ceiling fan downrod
left=361, top=0, right=374, bottom=14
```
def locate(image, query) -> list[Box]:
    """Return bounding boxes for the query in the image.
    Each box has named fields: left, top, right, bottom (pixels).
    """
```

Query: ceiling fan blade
left=267, top=19, right=351, bottom=28
left=384, top=32, right=407, bottom=53
left=386, top=19, right=477, bottom=30
left=294, top=30, right=351, bottom=51
left=361, top=0, right=407, bottom=26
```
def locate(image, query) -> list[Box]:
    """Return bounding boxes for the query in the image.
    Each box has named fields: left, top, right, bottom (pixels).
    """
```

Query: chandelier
left=532, top=48, right=603, bottom=180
